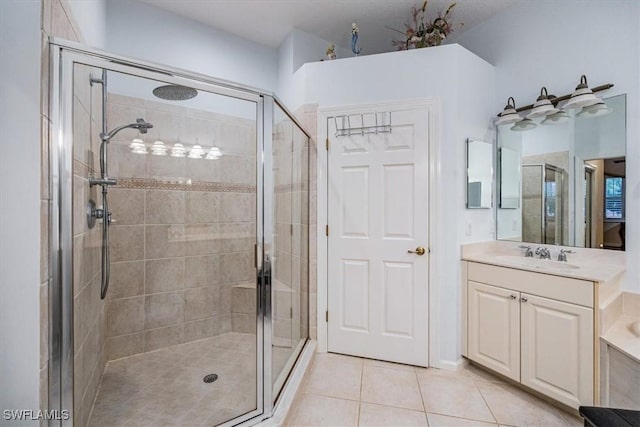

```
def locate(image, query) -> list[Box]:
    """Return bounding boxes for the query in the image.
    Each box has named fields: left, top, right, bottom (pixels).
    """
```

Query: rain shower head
left=153, top=84, right=198, bottom=101
left=101, top=118, right=153, bottom=142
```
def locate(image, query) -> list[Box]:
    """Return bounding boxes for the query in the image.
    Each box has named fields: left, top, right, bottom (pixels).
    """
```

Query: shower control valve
left=87, top=200, right=114, bottom=228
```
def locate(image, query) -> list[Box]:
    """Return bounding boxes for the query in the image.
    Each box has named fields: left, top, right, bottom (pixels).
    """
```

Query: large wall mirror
left=496, top=94, right=626, bottom=249
left=467, top=138, right=493, bottom=208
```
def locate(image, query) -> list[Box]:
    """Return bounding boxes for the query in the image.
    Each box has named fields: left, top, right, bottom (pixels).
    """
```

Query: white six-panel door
left=327, top=105, right=431, bottom=366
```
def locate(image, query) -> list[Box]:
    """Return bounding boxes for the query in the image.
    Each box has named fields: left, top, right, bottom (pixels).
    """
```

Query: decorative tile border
left=275, top=182, right=310, bottom=192
left=116, top=177, right=256, bottom=193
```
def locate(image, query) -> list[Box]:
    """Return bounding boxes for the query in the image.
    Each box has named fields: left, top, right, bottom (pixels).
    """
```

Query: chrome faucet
left=557, top=249, right=574, bottom=262
left=535, top=247, right=551, bottom=259
left=518, top=245, right=533, bottom=257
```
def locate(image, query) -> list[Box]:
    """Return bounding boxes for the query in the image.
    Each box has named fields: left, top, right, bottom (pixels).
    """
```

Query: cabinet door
left=468, top=281, right=520, bottom=381
left=521, top=294, right=593, bottom=408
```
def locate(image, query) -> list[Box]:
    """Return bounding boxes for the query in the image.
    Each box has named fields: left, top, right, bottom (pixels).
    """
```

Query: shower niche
left=50, top=42, right=309, bottom=426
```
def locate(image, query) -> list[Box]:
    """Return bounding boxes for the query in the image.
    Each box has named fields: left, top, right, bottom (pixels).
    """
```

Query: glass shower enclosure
left=521, top=163, right=566, bottom=245
left=48, top=40, right=309, bottom=426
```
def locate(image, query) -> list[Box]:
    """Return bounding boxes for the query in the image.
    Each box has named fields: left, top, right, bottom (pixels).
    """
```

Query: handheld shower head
left=133, top=118, right=153, bottom=134
left=101, top=118, right=154, bottom=142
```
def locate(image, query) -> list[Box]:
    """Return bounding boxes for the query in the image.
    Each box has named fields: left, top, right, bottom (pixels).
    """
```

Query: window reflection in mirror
left=496, top=94, right=626, bottom=250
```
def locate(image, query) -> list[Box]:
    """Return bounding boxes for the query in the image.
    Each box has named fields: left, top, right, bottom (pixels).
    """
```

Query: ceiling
left=137, top=0, right=520, bottom=55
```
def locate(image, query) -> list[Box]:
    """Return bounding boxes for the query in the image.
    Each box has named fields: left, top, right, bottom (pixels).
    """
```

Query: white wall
left=301, top=44, right=495, bottom=367
left=456, top=0, right=640, bottom=292
left=575, top=94, right=627, bottom=160
left=0, top=1, right=42, bottom=422
left=277, top=29, right=350, bottom=108
left=291, top=28, right=351, bottom=72
left=66, top=0, right=106, bottom=48
left=105, top=0, right=278, bottom=93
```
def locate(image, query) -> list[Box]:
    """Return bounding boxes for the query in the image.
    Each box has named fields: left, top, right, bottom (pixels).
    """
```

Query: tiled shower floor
left=88, top=333, right=291, bottom=426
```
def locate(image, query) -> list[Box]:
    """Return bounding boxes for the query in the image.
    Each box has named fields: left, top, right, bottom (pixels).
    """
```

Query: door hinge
left=290, top=223, right=293, bottom=235
left=325, top=225, right=329, bottom=236
left=325, top=137, right=329, bottom=151
left=325, top=310, right=329, bottom=322
left=290, top=307, right=293, bottom=319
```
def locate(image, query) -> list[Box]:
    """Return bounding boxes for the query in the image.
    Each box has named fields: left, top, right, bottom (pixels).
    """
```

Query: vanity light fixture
left=576, top=98, right=613, bottom=119
left=495, top=77, right=613, bottom=123
left=170, top=142, right=187, bottom=158
left=527, top=87, right=558, bottom=118
left=541, top=109, right=570, bottom=125
left=563, top=75, right=598, bottom=110
left=151, top=140, right=168, bottom=156
left=510, top=117, right=537, bottom=132
left=188, top=144, right=205, bottom=159
left=205, top=147, right=222, bottom=160
left=495, top=97, right=521, bottom=125
left=129, top=138, right=147, bottom=154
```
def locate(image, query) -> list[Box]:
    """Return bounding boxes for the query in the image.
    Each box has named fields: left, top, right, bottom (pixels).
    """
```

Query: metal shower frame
left=48, top=38, right=311, bottom=427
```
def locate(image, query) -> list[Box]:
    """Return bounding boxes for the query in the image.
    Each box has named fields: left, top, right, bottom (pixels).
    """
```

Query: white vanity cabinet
left=468, top=281, right=521, bottom=381
left=463, top=261, right=597, bottom=409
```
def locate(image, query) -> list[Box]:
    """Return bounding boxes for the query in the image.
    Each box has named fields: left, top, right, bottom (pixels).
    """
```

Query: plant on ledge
left=389, top=1, right=463, bottom=50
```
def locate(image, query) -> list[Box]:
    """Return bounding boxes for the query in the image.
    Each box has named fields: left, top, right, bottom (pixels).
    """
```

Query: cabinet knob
left=510, top=294, right=517, bottom=300
left=521, top=297, right=528, bottom=303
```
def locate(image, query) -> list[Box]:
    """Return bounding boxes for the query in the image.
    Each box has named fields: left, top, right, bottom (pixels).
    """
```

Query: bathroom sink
left=495, top=255, right=580, bottom=270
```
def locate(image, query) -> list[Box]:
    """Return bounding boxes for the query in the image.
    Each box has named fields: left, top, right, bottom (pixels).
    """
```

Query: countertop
left=601, top=314, right=640, bottom=363
left=462, top=241, right=626, bottom=284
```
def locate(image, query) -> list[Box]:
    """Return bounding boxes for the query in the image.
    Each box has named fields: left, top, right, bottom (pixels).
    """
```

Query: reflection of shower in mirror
left=496, top=94, right=627, bottom=250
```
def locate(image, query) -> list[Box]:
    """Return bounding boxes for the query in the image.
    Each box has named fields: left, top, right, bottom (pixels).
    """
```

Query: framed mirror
left=496, top=94, right=626, bottom=249
left=466, top=138, right=493, bottom=209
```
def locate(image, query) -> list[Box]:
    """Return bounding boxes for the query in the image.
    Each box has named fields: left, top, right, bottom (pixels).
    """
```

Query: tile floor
left=286, top=353, right=583, bottom=427
left=88, top=333, right=269, bottom=426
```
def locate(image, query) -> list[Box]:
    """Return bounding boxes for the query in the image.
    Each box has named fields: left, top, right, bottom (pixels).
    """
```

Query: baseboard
left=434, top=357, right=465, bottom=371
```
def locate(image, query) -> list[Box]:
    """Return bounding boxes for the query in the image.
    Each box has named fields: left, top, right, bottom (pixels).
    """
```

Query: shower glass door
left=270, top=104, right=309, bottom=401
left=56, top=49, right=263, bottom=427
left=544, top=166, right=564, bottom=245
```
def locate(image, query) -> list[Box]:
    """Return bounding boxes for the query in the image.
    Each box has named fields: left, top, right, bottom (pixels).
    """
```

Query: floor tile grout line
left=302, top=390, right=362, bottom=403
left=358, top=400, right=426, bottom=413
left=359, top=358, right=364, bottom=403
left=476, top=381, right=500, bottom=425
left=359, top=400, right=430, bottom=416
left=415, top=366, right=428, bottom=415
left=426, top=410, right=501, bottom=425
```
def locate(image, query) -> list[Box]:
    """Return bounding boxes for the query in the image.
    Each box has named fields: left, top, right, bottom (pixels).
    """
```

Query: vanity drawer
left=467, top=262, right=594, bottom=307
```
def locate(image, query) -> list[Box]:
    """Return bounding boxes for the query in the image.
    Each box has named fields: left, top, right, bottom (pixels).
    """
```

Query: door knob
left=408, top=246, right=426, bottom=256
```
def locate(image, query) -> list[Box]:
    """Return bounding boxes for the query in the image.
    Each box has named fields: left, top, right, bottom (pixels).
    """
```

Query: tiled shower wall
left=71, top=63, right=108, bottom=427
left=42, top=1, right=109, bottom=426
left=105, top=94, right=256, bottom=359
